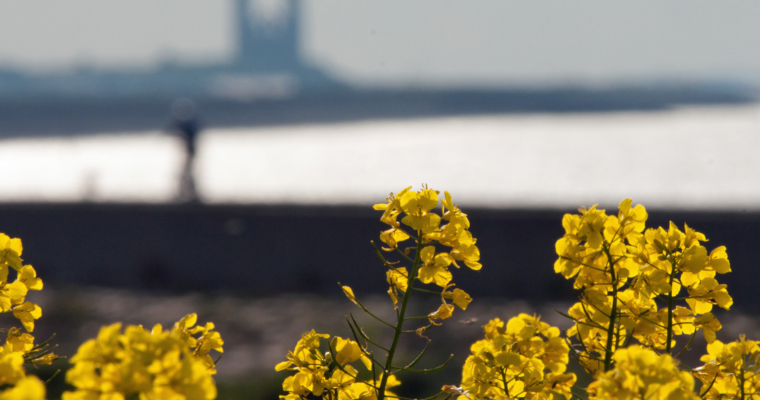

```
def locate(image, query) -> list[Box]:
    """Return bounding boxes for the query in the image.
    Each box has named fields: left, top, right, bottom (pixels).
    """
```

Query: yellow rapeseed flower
left=592, top=345, right=698, bottom=400
left=342, top=286, right=359, bottom=306
left=418, top=246, right=453, bottom=287
left=458, top=316, right=574, bottom=400
left=277, top=331, right=381, bottom=400
left=64, top=315, right=221, bottom=400
left=0, top=375, right=45, bottom=400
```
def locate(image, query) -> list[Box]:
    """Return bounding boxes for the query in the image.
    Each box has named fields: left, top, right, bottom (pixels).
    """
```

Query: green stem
left=699, top=373, right=718, bottom=397
left=378, top=232, right=423, bottom=400
left=602, top=246, right=619, bottom=372
left=411, top=287, right=440, bottom=295
left=673, top=331, right=696, bottom=359
left=43, top=370, right=61, bottom=385
left=665, top=258, right=677, bottom=354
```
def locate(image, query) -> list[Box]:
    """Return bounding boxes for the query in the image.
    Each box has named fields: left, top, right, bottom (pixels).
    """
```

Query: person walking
left=171, top=98, right=200, bottom=202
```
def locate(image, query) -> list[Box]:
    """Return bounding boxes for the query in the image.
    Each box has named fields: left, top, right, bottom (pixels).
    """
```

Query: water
left=3, top=102, right=760, bottom=209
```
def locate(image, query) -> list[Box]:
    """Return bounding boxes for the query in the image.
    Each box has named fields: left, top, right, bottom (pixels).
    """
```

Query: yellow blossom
left=278, top=332, right=380, bottom=400
left=379, top=228, right=410, bottom=252
left=428, top=303, right=454, bottom=323
left=0, top=353, right=25, bottom=387
left=11, top=302, right=40, bottom=333
left=418, top=246, right=453, bottom=287
left=342, top=286, right=359, bottom=306
left=458, top=316, right=574, bottom=400
left=0, top=376, right=45, bottom=400
left=442, top=287, right=472, bottom=310
left=4, top=329, right=34, bottom=354
left=593, top=345, right=698, bottom=400
left=331, top=337, right=372, bottom=370
left=17, top=266, right=42, bottom=291
left=64, top=316, right=220, bottom=400
left=385, top=268, right=408, bottom=293
left=0, top=234, right=23, bottom=271
left=386, top=267, right=408, bottom=308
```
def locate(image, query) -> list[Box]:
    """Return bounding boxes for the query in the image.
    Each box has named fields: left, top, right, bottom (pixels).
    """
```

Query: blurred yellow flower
left=64, top=314, right=222, bottom=400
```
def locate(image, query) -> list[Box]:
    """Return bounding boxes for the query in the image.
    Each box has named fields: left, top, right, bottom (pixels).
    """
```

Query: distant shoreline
left=0, top=86, right=754, bottom=137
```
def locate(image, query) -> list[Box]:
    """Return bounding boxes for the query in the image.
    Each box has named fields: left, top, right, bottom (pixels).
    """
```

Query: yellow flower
left=398, top=189, right=439, bottom=216
left=483, top=318, right=504, bottom=339
left=278, top=332, right=382, bottom=400
left=64, top=317, right=219, bottom=400
left=331, top=337, right=361, bottom=365
left=17, top=266, right=42, bottom=291
left=441, top=191, right=470, bottom=229
left=396, top=189, right=441, bottom=234
left=556, top=200, right=734, bottom=355
left=593, top=346, right=698, bottom=400
left=428, top=303, right=454, bottom=323
left=4, top=328, right=34, bottom=354
left=0, top=353, right=25, bottom=387
left=11, top=302, right=40, bottom=332
left=0, top=282, right=27, bottom=313
left=386, top=266, right=409, bottom=307
left=379, top=228, right=410, bottom=252
left=342, top=286, right=359, bottom=306
left=418, top=246, right=453, bottom=287
left=402, top=213, right=441, bottom=234
left=386, top=267, right=408, bottom=291
left=693, top=313, right=722, bottom=344
left=196, top=330, right=224, bottom=371
left=331, top=337, right=371, bottom=370
left=347, top=374, right=400, bottom=400
left=686, top=277, right=733, bottom=313
left=458, top=316, right=574, bottom=400
left=169, top=313, right=224, bottom=370
left=0, top=234, right=23, bottom=271
left=449, top=230, right=482, bottom=270
left=373, top=187, right=411, bottom=228
left=442, top=287, right=472, bottom=310
left=541, top=373, right=576, bottom=400
left=694, top=335, right=760, bottom=400
left=0, top=376, right=45, bottom=400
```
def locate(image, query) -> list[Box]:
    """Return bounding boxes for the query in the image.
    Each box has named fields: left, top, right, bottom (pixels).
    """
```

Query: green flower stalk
left=276, top=186, right=481, bottom=400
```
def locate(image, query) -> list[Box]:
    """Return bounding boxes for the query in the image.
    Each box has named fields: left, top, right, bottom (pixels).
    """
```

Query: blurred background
left=3, top=0, right=760, bottom=398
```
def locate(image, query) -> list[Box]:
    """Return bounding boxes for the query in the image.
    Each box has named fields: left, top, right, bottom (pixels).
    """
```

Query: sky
left=1, top=0, right=760, bottom=88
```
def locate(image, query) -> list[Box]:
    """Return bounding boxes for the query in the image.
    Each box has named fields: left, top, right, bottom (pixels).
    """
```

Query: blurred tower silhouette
left=226, top=0, right=341, bottom=90
left=234, top=0, right=300, bottom=72
left=0, top=0, right=343, bottom=100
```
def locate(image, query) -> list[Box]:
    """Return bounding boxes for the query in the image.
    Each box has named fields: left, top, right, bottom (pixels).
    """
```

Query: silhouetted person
left=171, top=98, right=200, bottom=202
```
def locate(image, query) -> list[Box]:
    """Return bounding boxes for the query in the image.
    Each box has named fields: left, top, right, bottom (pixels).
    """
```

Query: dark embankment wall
left=1, top=204, right=757, bottom=310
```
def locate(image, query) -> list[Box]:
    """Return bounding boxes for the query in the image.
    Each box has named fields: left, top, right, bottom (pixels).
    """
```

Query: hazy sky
left=1, top=0, right=760, bottom=88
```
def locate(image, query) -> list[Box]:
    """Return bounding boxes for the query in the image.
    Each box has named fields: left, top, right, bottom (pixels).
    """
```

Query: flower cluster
left=275, top=330, right=395, bottom=400
left=0, top=233, right=44, bottom=334
left=0, top=233, right=61, bottom=400
left=372, top=186, right=479, bottom=323
left=457, top=315, right=575, bottom=400
left=693, top=335, right=760, bottom=399
left=280, top=187, right=482, bottom=400
left=589, top=345, right=698, bottom=400
left=63, top=313, right=223, bottom=400
left=555, top=199, right=731, bottom=374
left=278, top=192, right=760, bottom=400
